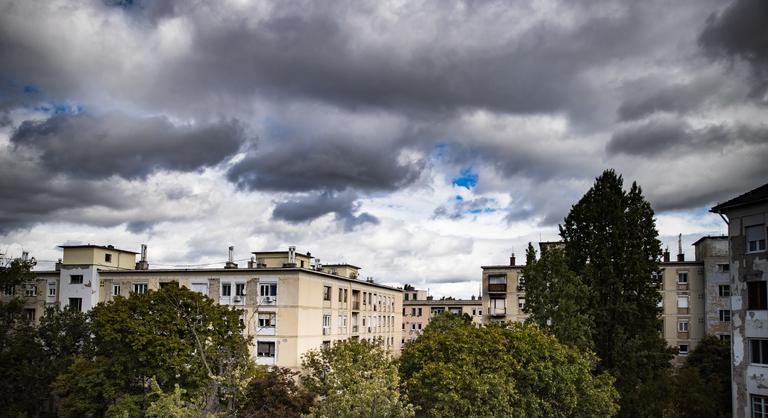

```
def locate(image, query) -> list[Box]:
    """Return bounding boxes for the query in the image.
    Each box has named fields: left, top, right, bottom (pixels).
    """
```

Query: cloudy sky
left=1, top=0, right=766, bottom=297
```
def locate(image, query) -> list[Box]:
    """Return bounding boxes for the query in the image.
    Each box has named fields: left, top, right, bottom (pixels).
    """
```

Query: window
left=417, top=308, right=422, bottom=316
left=749, top=281, right=768, bottom=310
left=322, top=340, right=331, bottom=349
left=677, top=295, right=689, bottom=308
left=256, top=341, right=275, bottom=358
left=488, top=275, right=507, bottom=285
left=746, top=224, right=767, bottom=253
left=720, top=309, right=731, bottom=322
left=323, top=314, right=331, bottom=328
left=47, top=283, right=56, bottom=297
left=24, top=309, right=36, bottom=321
left=2, top=285, right=14, bottom=296
left=718, top=263, right=730, bottom=273
left=222, top=283, right=232, bottom=297
left=235, top=283, right=245, bottom=297
left=133, top=283, right=148, bottom=294
left=260, top=283, right=277, bottom=297
left=678, top=344, right=689, bottom=355
left=343, top=289, right=348, bottom=302
left=719, top=285, right=731, bottom=297
left=24, top=283, right=36, bottom=297
left=678, top=320, right=689, bottom=332
left=719, top=334, right=731, bottom=343
left=411, top=308, right=416, bottom=316
left=258, top=312, right=276, bottom=328
left=112, top=284, right=121, bottom=296
left=518, top=297, right=526, bottom=310
left=69, top=297, right=82, bottom=312
left=105, top=253, right=112, bottom=263
left=70, top=275, right=83, bottom=285
left=751, top=339, right=768, bottom=365
left=404, top=293, right=409, bottom=301
left=752, top=395, right=768, bottom=418
left=677, top=271, right=688, bottom=284
left=417, top=323, right=422, bottom=330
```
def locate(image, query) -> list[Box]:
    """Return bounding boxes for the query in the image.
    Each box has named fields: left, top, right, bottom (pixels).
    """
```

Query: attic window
left=105, top=254, right=112, bottom=263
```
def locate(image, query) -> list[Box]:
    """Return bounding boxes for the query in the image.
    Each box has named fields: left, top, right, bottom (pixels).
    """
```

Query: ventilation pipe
left=510, top=252, right=516, bottom=266
left=225, top=246, right=238, bottom=269
left=677, top=234, right=685, bottom=262
left=135, top=244, right=149, bottom=270
left=288, top=246, right=296, bottom=265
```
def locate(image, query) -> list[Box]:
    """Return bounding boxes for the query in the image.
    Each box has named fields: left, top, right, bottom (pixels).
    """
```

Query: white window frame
left=221, top=283, right=232, bottom=297
left=720, top=309, right=731, bottom=322
left=133, top=283, right=148, bottom=294
left=678, top=320, right=689, bottom=332
left=752, top=395, right=768, bottom=418
left=70, top=275, right=83, bottom=285
left=677, top=295, right=689, bottom=308
left=112, top=284, right=121, bottom=296
left=677, top=271, right=688, bottom=284
left=258, top=312, right=276, bottom=328
left=746, top=224, right=767, bottom=254
left=678, top=344, right=689, bottom=355
left=256, top=341, right=276, bottom=358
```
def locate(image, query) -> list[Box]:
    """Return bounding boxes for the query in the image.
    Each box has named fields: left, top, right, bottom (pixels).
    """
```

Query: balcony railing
left=488, top=284, right=507, bottom=293
left=352, top=301, right=360, bottom=310
left=352, top=325, right=359, bottom=333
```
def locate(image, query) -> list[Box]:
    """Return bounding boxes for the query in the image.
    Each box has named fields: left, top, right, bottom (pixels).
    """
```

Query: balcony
left=489, top=307, right=507, bottom=317
left=322, top=327, right=330, bottom=335
left=488, top=284, right=507, bottom=293
left=352, top=325, right=359, bottom=333
left=352, top=301, right=360, bottom=310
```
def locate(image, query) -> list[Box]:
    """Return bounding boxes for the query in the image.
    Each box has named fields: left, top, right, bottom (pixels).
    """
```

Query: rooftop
left=691, top=235, right=728, bottom=247
left=59, top=244, right=138, bottom=254
left=711, top=183, right=768, bottom=213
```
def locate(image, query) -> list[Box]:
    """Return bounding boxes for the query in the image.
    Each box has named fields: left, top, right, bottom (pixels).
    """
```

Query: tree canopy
left=302, top=338, right=414, bottom=418
left=399, top=315, right=618, bottom=418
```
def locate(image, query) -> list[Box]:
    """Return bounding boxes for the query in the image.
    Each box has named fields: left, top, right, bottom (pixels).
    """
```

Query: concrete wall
left=481, top=265, right=526, bottom=324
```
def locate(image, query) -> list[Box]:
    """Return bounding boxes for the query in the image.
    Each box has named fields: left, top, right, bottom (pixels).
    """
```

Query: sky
left=1, top=0, right=766, bottom=298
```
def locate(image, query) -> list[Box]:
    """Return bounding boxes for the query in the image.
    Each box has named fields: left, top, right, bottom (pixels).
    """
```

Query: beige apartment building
left=402, top=292, right=482, bottom=344
left=481, top=239, right=731, bottom=362
left=5, top=245, right=403, bottom=369
left=711, top=183, right=768, bottom=418
left=481, top=253, right=526, bottom=324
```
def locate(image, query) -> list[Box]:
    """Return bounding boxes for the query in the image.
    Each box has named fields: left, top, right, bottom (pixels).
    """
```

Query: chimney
left=426, top=295, right=433, bottom=301
left=135, top=244, right=149, bottom=270
left=677, top=234, right=685, bottom=262
left=663, top=248, right=670, bottom=263
left=248, top=256, right=256, bottom=269
left=55, top=258, right=62, bottom=271
left=471, top=295, right=476, bottom=301
left=510, top=252, right=516, bottom=266
left=225, top=246, right=238, bottom=269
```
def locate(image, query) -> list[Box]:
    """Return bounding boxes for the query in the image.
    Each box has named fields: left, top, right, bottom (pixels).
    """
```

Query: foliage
left=146, top=378, right=209, bottom=418
left=240, top=366, right=313, bottom=418
left=399, top=318, right=618, bottom=418
left=558, top=169, right=675, bottom=416
left=301, top=338, right=414, bottom=418
left=55, top=282, right=253, bottom=415
left=521, top=244, right=593, bottom=350
left=677, top=336, right=731, bottom=417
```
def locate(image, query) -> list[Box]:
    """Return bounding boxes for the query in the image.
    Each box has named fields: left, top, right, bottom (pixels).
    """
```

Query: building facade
left=712, top=183, right=768, bottom=418
left=7, top=245, right=403, bottom=369
left=481, top=253, right=526, bottom=324
left=402, top=295, right=483, bottom=344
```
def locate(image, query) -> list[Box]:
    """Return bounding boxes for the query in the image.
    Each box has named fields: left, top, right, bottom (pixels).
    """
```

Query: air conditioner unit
left=264, top=296, right=273, bottom=304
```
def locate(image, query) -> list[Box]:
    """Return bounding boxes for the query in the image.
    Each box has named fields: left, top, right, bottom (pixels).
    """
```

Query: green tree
left=54, top=282, right=253, bottom=415
left=521, top=244, right=593, bottom=350
left=399, top=318, right=618, bottom=418
left=677, top=336, right=731, bottom=417
left=301, top=339, right=414, bottom=418
left=146, top=378, right=209, bottom=418
left=559, top=169, right=674, bottom=416
left=239, top=366, right=313, bottom=418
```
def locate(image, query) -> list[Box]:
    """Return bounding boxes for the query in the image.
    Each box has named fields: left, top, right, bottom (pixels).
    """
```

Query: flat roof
left=97, top=267, right=402, bottom=292
left=711, top=183, right=768, bottom=213
left=691, top=235, right=727, bottom=247
left=323, top=263, right=362, bottom=269
left=660, top=261, right=703, bottom=266
left=251, top=251, right=311, bottom=257
left=481, top=265, right=524, bottom=269
left=59, top=244, right=139, bottom=254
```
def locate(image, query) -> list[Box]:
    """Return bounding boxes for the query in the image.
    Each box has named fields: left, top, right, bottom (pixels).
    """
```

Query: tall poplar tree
left=559, top=169, right=673, bottom=416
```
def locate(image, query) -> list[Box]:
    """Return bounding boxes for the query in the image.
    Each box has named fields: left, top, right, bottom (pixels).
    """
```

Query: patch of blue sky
left=431, top=143, right=447, bottom=161
left=32, top=102, right=83, bottom=115
left=451, top=167, right=478, bottom=190
left=454, top=195, right=464, bottom=201
left=464, top=207, right=497, bottom=215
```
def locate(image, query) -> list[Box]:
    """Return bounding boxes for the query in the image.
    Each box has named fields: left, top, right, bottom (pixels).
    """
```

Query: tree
left=399, top=318, right=618, bottom=418
left=239, top=366, right=313, bottom=418
left=559, top=169, right=674, bottom=416
left=677, top=336, right=731, bottom=417
left=146, top=378, right=209, bottom=418
left=54, top=282, right=253, bottom=415
left=301, top=339, right=414, bottom=418
left=521, top=244, right=593, bottom=350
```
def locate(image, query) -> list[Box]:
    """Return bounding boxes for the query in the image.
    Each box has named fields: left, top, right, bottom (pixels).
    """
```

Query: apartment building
left=481, top=253, right=526, bottom=324
left=8, top=244, right=403, bottom=369
left=711, top=183, right=768, bottom=418
left=402, top=294, right=482, bottom=344
left=481, top=239, right=731, bottom=361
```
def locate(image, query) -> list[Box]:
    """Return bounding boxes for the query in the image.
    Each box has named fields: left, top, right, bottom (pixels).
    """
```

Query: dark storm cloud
left=607, top=117, right=768, bottom=157
left=11, top=113, right=245, bottom=179
left=272, top=191, right=379, bottom=232
left=616, top=81, right=717, bottom=122
left=227, top=133, right=424, bottom=193
left=700, top=0, right=768, bottom=72
left=0, top=154, right=130, bottom=233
